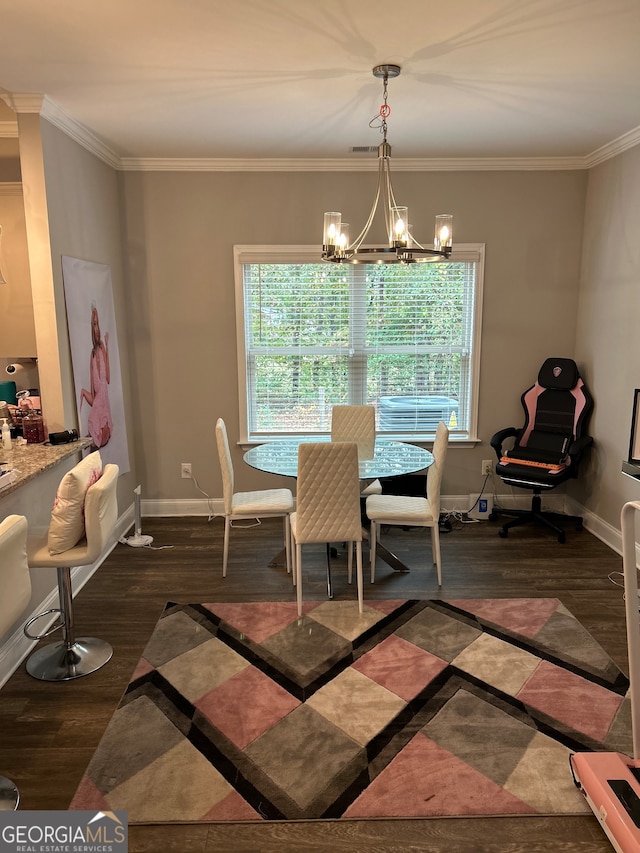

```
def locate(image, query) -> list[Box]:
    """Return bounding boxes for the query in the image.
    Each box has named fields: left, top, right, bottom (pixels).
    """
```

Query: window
left=234, top=244, right=484, bottom=443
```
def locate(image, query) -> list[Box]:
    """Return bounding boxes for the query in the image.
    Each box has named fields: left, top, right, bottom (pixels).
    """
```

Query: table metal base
left=268, top=541, right=411, bottom=573
left=374, top=541, right=411, bottom=572
left=26, top=638, right=113, bottom=681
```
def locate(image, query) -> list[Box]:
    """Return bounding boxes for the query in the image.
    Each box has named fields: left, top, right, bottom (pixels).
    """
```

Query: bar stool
left=24, top=463, right=119, bottom=681
left=0, top=514, right=31, bottom=809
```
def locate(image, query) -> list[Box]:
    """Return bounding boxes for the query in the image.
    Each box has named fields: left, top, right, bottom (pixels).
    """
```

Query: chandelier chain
left=370, top=71, right=392, bottom=141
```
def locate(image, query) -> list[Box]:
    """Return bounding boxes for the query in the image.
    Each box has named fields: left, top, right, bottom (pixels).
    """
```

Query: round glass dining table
left=244, top=438, right=433, bottom=574
left=243, top=437, right=433, bottom=481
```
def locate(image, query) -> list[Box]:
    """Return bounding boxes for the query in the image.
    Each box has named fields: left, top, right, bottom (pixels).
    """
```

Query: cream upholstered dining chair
left=0, top=514, right=31, bottom=809
left=366, top=420, right=449, bottom=586
left=216, top=418, right=293, bottom=578
left=290, top=441, right=364, bottom=616
left=23, top=459, right=119, bottom=681
left=330, top=404, right=382, bottom=496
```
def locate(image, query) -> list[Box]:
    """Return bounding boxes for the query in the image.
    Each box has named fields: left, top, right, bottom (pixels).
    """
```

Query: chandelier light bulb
left=337, top=224, right=350, bottom=257
left=391, top=206, right=409, bottom=247
left=323, top=211, right=342, bottom=250
left=434, top=214, right=453, bottom=252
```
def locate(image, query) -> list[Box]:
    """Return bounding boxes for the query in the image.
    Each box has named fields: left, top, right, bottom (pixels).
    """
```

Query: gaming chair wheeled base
left=489, top=493, right=583, bottom=544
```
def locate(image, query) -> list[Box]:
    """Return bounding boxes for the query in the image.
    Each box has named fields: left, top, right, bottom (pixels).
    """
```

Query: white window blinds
left=234, top=245, right=484, bottom=442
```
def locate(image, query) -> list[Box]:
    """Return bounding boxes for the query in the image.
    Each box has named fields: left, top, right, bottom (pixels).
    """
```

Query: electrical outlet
left=181, top=462, right=192, bottom=479
left=482, top=459, right=493, bottom=475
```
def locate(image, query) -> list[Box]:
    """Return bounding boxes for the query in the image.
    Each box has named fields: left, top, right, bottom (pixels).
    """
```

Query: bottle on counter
left=1, top=417, right=11, bottom=450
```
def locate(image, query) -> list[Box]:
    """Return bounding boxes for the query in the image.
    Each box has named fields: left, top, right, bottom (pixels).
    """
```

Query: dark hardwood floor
left=0, top=512, right=629, bottom=852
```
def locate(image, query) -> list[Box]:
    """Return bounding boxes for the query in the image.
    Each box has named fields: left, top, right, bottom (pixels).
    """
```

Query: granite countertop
left=0, top=438, right=93, bottom=499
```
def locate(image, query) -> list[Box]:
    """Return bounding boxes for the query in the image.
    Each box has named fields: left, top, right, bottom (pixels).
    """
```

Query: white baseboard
left=441, top=493, right=565, bottom=516
left=142, top=498, right=223, bottom=517
left=0, top=506, right=134, bottom=689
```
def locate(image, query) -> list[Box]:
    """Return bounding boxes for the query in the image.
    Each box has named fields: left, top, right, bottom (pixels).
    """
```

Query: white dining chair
left=366, top=420, right=449, bottom=586
left=216, top=418, right=293, bottom=578
left=330, top=404, right=382, bottom=496
left=290, top=441, right=364, bottom=616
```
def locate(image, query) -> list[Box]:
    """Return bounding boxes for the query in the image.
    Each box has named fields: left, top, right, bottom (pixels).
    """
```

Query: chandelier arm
left=351, top=159, right=384, bottom=250
left=382, top=158, right=395, bottom=245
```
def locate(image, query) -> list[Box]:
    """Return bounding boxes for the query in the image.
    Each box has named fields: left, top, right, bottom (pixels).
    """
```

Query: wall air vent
left=351, top=146, right=378, bottom=154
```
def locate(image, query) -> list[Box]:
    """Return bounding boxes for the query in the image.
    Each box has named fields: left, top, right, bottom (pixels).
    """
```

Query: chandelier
left=322, top=65, right=453, bottom=264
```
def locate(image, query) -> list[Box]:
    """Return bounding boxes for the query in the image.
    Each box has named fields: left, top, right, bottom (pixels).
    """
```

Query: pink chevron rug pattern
left=69, top=598, right=630, bottom=823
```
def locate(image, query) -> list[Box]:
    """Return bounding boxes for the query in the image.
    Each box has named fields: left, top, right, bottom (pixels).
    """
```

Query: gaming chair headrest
left=537, top=358, right=580, bottom=392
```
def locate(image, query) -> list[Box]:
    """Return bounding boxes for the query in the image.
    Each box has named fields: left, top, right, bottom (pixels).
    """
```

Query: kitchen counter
left=0, top=438, right=93, bottom=499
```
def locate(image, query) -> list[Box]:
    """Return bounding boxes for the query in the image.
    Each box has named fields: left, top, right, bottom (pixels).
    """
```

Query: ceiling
left=1, top=0, right=640, bottom=167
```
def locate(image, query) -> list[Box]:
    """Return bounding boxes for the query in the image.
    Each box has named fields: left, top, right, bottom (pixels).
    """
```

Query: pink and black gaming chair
left=489, top=358, right=593, bottom=543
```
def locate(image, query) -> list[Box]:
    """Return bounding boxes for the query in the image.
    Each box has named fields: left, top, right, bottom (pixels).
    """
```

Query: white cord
left=188, top=469, right=217, bottom=521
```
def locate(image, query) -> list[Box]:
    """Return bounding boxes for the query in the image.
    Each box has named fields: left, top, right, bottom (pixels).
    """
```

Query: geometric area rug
left=69, top=598, right=631, bottom=824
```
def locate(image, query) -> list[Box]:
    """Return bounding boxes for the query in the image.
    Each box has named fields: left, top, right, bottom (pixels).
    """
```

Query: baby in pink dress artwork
left=79, top=305, right=113, bottom=450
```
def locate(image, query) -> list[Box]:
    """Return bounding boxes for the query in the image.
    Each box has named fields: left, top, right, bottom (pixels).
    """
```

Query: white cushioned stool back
left=0, top=515, right=31, bottom=633
left=84, top=463, right=119, bottom=562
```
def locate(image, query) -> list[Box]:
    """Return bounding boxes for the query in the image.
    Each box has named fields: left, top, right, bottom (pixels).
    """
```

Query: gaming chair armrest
left=568, top=435, right=593, bottom=458
left=565, top=435, right=594, bottom=475
left=490, top=427, right=518, bottom=460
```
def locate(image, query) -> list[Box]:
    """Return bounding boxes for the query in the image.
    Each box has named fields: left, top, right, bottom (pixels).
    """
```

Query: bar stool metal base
left=26, top=637, right=113, bottom=681
left=0, top=776, right=19, bottom=811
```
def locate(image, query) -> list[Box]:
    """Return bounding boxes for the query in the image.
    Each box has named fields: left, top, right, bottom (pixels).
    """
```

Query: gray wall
left=120, top=167, right=587, bottom=501
left=39, top=120, right=137, bottom=502
left=575, top=144, right=640, bottom=529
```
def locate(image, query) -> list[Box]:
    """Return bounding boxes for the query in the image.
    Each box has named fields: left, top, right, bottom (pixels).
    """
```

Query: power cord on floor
left=118, top=535, right=174, bottom=551
left=439, top=472, right=495, bottom=530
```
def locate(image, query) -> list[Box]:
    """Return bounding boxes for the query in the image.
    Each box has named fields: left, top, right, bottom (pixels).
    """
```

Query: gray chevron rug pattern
left=69, top=598, right=630, bottom=823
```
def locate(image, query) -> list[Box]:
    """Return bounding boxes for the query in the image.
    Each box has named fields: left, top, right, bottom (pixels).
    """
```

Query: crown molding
left=1, top=93, right=44, bottom=113
left=2, top=95, right=639, bottom=173
left=584, top=124, right=640, bottom=168
left=0, top=121, right=18, bottom=139
left=119, top=154, right=588, bottom=172
left=39, top=97, right=121, bottom=169
left=119, top=157, right=586, bottom=172
left=0, top=183, right=22, bottom=197
left=2, top=93, right=121, bottom=169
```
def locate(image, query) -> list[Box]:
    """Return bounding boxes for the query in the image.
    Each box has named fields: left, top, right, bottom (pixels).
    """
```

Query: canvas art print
left=62, top=256, right=130, bottom=474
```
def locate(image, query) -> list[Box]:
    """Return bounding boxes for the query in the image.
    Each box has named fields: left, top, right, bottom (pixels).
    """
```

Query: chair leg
left=222, top=516, right=230, bottom=577
left=431, top=525, right=442, bottom=587
left=325, top=543, right=334, bottom=600
left=347, top=543, right=353, bottom=584
left=291, top=533, right=296, bottom=586
left=283, top=515, right=291, bottom=574
left=356, top=541, right=363, bottom=613
left=370, top=520, right=377, bottom=583
left=296, top=542, right=303, bottom=616
left=25, top=567, right=113, bottom=681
